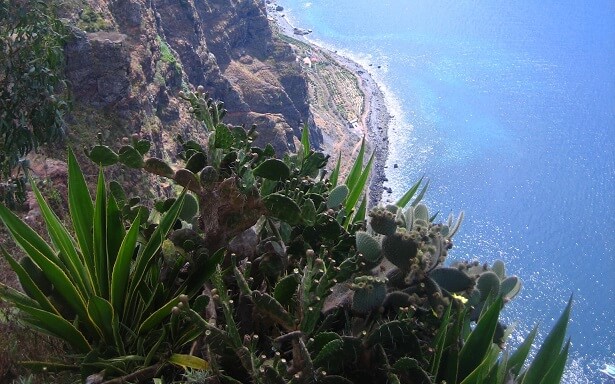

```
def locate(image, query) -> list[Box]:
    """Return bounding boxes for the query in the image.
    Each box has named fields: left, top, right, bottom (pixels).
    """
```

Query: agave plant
left=0, top=150, right=219, bottom=381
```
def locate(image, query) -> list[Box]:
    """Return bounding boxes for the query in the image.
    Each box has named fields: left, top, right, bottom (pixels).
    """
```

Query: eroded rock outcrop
left=65, top=29, right=130, bottom=109
left=64, top=0, right=318, bottom=155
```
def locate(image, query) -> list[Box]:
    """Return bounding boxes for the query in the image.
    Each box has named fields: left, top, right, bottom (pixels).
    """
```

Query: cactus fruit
left=327, top=184, right=349, bottom=208
left=382, top=231, right=418, bottom=270
left=351, top=276, right=387, bottom=314
left=355, top=231, right=382, bottom=263
left=369, top=207, right=398, bottom=236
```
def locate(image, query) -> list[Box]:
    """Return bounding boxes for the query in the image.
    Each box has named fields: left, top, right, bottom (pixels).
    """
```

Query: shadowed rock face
left=64, top=0, right=318, bottom=154
left=65, top=29, right=130, bottom=109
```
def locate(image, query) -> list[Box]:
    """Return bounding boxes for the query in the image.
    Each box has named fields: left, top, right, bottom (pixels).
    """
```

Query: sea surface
left=275, top=1, right=615, bottom=382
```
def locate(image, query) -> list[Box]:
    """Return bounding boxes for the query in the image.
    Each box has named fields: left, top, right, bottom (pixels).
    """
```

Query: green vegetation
left=0, top=0, right=69, bottom=207
left=157, top=35, right=177, bottom=65
left=154, top=35, right=182, bottom=87
left=77, top=5, right=110, bottom=32
left=0, top=88, right=572, bottom=383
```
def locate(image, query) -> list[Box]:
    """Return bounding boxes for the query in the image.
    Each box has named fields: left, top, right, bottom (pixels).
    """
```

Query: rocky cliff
left=63, top=0, right=318, bottom=156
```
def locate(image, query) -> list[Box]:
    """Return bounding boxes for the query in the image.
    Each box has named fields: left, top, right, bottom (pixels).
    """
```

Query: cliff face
left=64, top=0, right=317, bottom=155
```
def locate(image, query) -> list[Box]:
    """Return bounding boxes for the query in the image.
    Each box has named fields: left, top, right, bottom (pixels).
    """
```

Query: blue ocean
left=275, top=1, right=615, bottom=382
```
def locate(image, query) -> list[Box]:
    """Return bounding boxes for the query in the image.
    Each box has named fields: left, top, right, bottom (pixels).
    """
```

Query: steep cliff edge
left=62, top=0, right=318, bottom=156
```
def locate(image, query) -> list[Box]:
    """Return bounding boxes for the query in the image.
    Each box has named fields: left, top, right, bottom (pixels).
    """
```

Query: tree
left=0, top=0, right=69, bottom=206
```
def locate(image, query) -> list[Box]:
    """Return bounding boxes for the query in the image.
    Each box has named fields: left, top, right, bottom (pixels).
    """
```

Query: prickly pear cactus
left=76, top=89, right=548, bottom=384
left=351, top=276, right=387, bottom=314
left=453, top=259, right=523, bottom=304
left=355, top=231, right=382, bottom=263
left=382, top=230, right=419, bottom=270
left=368, top=206, right=398, bottom=236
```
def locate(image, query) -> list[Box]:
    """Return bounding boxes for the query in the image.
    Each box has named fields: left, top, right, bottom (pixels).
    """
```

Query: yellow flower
left=451, top=293, right=468, bottom=304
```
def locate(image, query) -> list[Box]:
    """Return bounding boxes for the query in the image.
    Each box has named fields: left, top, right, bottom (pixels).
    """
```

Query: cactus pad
left=327, top=184, right=349, bottom=208
left=365, top=320, right=421, bottom=358
left=351, top=276, right=387, bottom=314
left=179, top=193, right=199, bottom=222
left=88, top=145, right=119, bottom=166
left=301, top=198, right=317, bottom=226
left=251, top=291, right=295, bottom=331
left=429, top=267, right=475, bottom=293
left=382, top=231, right=418, bottom=270
left=144, top=157, right=174, bottom=178
left=185, top=152, right=207, bottom=173
left=477, top=271, right=501, bottom=301
left=383, top=291, right=414, bottom=310
left=369, top=207, right=398, bottom=236
left=199, top=166, right=219, bottom=185
left=499, top=276, right=522, bottom=300
left=492, top=259, right=506, bottom=279
left=355, top=231, right=382, bottom=262
left=174, top=169, right=200, bottom=190
left=118, top=145, right=144, bottom=168
left=273, top=274, right=299, bottom=307
left=253, top=158, right=290, bottom=180
left=313, top=338, right=344, bottom=368
left=133, top=139, right=151, bottom=155
left=263, top=193, right=302, bottom=225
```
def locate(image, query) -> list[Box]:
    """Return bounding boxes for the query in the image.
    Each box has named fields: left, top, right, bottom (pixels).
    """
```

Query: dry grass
left=0, top=300, right=75, bottom=383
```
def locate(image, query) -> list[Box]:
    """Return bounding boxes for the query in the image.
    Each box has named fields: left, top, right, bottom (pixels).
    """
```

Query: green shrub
left=0, top=0, right=69, bottom=206
left=77, top=5, right=110, bottom=32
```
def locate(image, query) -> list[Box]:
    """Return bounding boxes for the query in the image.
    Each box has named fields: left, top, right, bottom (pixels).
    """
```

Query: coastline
left=266, top=5, right=390, bottom=207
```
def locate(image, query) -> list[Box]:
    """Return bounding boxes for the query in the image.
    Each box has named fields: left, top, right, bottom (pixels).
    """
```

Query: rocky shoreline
left=266, top=4, right=390, bottom=207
